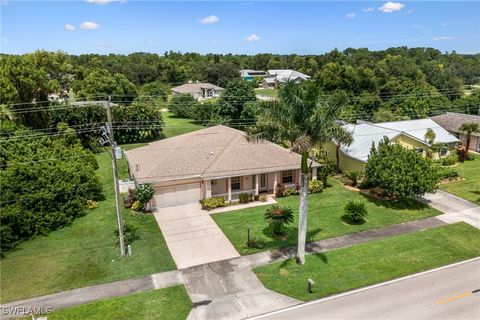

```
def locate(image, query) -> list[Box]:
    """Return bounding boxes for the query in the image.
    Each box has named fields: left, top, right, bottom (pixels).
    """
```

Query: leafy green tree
left=249, top=81, right=339, bottom=264
left=217, top=79, right=256, bottom=120
left=202, top=62, right=239, bottom=87
left=459, top=122, right=480, bottom=152
left=137, top=81, right=169, bottom=102
left=365, top=137, right=440, bottom=199
left=74, top=68, right=137, bottom=102
left=0, top=121, right=102, bottom=252
left=168, top=94, right=199, bottom=118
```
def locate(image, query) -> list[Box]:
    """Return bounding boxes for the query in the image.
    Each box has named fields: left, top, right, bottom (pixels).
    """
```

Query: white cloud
left=412, top=24, right=424, bottom=30
left=199, top=15, right=219, bottom=25
left=402, top=9, right=415, bottom=15
left=440, top=22, right=447, bottom=27
left=245, top=33, right=260, bottom=42
left=80, top=21, right=100, bottom=30
left=85, top=0, right=123, bottom=4
left=378, top=2, right=405, bottom=13
left=362, top=7, right=374, bottom=12
left=64, top=24, right=76, bottom=31
left=433, top=36, right=453, bottom=41
left=346, top=13, right=356, bottom=19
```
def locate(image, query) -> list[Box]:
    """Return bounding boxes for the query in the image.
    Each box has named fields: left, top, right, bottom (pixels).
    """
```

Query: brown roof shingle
left=125, top=125, right=319, bottom=183
left=431, top=112, right=480, bottom=134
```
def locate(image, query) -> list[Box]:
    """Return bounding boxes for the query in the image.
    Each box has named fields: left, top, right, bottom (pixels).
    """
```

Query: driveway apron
left=153, top=203, right=240, bottom=269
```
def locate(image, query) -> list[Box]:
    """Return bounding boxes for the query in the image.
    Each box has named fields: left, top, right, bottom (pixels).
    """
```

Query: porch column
left=206, top=180, right=212, bottom=198
left=227, top=177, right=232, bottom=202
left=255, top=174, right=259, bottom=196
left=312, top=167, right=318, bottom=181
left=273, top=172, right=278, bottom=193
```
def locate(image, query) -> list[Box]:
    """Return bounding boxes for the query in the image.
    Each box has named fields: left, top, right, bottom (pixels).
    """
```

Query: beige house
left=431, top=112, right=480, bottom=152
left=171, top=83, right=224, bottom=100
left=125, top=125, right=321, bottom=209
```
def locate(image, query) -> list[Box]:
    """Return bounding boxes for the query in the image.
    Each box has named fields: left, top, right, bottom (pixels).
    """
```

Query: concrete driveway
left=153, top=203, right=240, bottom=269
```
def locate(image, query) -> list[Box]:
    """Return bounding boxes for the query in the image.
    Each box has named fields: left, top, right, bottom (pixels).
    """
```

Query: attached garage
left=152, top=183, right=201, bottom=209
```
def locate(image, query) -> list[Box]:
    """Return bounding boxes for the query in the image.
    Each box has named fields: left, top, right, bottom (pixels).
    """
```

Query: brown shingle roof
left=431, top=112, right=480, bottom=134
left=125, top=125, right=319, bottom=183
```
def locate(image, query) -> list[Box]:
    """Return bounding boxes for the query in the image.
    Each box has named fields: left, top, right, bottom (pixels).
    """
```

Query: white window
left=415, top=147, right=424, bottom=154
left=440, top=147, right=448, bottom=157
left=282, top=170, right=293, bottom=183
left=231, top=177, right=240, bottom=190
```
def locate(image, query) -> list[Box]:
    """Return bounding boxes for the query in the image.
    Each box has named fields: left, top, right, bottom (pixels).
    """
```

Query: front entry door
left=260, top=174, right=267, bottom=191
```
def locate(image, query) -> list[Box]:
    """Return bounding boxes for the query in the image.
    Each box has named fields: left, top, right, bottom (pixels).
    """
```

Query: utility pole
left=106, top=96, right=126, bottom=257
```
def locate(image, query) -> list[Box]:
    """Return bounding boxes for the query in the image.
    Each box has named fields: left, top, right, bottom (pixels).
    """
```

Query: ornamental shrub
left=308, top=180, right=323, bottom=193
left=239, top=193, right=250, bottom=204
left=440, top=154, right=457, bottom=166
left=439, top=168, right=459, bottom=180
left=365, top=137, right=440, bottom=199
left=344, top=171, right=364, bottom=187
left=275, top=183, right=286, bottom=197
left=264, top=205, right=294, bottom=237
left=135, top=184, right=155, bottom=206
left=344, top=200, right=368, bottom=223
left=201, top=196, right=226, bottom=210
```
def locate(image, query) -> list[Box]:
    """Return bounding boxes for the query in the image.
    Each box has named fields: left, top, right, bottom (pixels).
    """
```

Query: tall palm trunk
left=466, top=133, right=471, bottom=152
left=335, top=144, right=340, bottom=174
left=297, top=152, right=309, bottom=265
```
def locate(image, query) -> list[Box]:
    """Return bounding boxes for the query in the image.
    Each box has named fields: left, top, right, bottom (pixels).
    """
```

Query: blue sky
left=1, top=1, right=479, bottom=54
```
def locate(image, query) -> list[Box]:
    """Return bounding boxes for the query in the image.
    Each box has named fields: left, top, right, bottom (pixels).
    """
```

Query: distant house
left=431, top=112, right=480, bottom=152
left=125, top=125, right=321, bottom=209
left=324, top=119, right=460, bottom=172
left=262, top=69, right=311, bottom=88
left=240, top=69, right=267, bottom=81
left=171, top=83, right=224, bottom=100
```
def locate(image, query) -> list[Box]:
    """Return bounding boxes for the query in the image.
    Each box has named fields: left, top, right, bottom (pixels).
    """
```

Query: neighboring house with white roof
left=240, top=69, right=267, bottom=81
left=125, top=125, right=321, bottom=209
left=171, top=83, right=224, bottom=100
left=262, top=69, right=311, bottom=88
left=324, top=119, right=460, bottom=172
left=431, top=112, right=480, bottom=152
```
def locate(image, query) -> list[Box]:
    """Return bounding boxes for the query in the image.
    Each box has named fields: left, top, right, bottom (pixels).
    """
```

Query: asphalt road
left=253, top=259, right=480, bottom=320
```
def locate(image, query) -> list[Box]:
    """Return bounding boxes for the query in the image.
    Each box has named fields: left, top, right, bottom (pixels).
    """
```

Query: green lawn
left=255, top=88, right=278, bottom=98
left=212, top=178, right=441, bottom=255
left=162, top=111, right=204, bottom=138
left=0, top=147, right=176, bottom=303
left=440, top=155, right=480, bottom=204
left=254, top=223, right=480, bottom=301
left=46, top=286, right=192, bottom=320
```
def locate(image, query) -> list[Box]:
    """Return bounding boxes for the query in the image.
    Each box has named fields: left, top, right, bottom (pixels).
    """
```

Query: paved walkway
left=0, top=270, right=182, bottom=316
left=153, top=203, right=240, bottom=269
left=243, top=217, right=446, bottom=268
left=420, top=190, right=480, bottom=229
left=208, top=197, right=276, bottom=214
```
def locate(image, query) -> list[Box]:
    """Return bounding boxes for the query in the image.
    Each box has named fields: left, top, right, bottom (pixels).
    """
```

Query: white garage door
left=152, top=183, right=200, bottom=208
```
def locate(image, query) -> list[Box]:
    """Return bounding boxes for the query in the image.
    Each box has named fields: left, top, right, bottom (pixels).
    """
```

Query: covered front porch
left=203, top=168, right=318, bottom=202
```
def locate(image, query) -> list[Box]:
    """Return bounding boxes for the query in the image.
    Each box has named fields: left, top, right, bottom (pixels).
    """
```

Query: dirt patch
left=343, top=185, right=361, bottom=192
left=439, top=177, right=465, bottom=184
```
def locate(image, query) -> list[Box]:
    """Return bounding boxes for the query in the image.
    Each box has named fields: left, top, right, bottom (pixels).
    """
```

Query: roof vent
left=135, top=164, right=140, bottom=172
left=210, top=151, right=214, bottom=155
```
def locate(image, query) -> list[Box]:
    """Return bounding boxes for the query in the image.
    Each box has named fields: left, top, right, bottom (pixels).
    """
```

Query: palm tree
left=331, top=125, right=354, bottom=173
left=248, top=81, right=340, bottom=264
left=459, top=122, right=480, bottom=152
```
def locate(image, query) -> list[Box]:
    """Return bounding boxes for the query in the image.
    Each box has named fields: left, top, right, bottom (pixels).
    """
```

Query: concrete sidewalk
left=420, top=190, right=480, bottom=229
left=0, top=270, right=182, bottom=317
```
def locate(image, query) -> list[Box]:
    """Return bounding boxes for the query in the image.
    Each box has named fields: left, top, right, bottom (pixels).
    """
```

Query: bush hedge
left=201, top=196, right=226, bottom=210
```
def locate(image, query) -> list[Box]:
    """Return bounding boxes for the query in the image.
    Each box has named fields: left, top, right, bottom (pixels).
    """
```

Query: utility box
left=114, top=146, right=123, bottom=159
